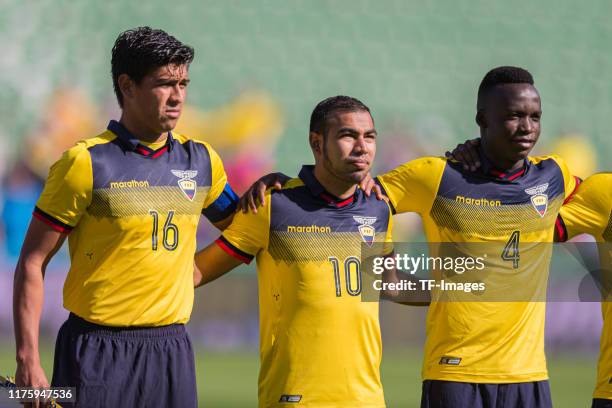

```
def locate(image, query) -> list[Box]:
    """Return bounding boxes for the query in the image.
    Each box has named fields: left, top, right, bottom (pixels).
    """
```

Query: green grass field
left=0, top=345, right=597, bottom=407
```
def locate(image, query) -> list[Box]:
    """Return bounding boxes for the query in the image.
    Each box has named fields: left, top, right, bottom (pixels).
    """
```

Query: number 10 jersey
left=218, top=165, right=393, bottom=408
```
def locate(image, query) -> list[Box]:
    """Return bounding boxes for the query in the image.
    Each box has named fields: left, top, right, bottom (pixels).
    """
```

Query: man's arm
left=381, top=266, right=431, bottom=306
left=194, top=243, right=243, bottom=287
left=238, top=172, right=289, bottom=213
left=212, top=214, right=234, bottom=231
left=196, top=190, right=270, bottom=287
left=200, top=141, right=240, bottom=228
left=240, top=172, right=385, bottom=213
left=445, top=138, right=481, bottom=171
left=14, top=217, right=66, bottom=389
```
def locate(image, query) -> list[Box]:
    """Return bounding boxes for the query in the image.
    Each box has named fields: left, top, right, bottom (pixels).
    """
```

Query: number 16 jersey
left=35, top=120, right=237, bottom=327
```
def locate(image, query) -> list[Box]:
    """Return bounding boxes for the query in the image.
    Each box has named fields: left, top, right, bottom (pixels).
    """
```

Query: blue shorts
left=421, top=380, right=552, bottom=408
left=593, top=399, right=612, bottom=408
left=51, top=313, right=197, bottom=408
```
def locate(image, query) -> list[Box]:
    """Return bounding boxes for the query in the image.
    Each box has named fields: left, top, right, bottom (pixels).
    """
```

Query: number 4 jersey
left=377, top=153, right=578, bottom=383
left=35, top=120, right=238, bottom=326
left=218, top=165, right=393, bottom=408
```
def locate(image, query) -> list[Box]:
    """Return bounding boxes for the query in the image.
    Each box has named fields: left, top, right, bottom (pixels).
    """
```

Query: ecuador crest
left=353, top=216, right=377, bottom=246
left=171, top=169, right=198, bottom=201
left=525, top=183, right=549, bottom=217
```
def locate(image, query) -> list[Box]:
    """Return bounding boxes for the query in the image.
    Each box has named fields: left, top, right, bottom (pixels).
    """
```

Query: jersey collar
left=298, top=165, right=358, bottom=208
left=478, top=147, right=529, bottom=181
left=107, top=120, right=175, bottom=156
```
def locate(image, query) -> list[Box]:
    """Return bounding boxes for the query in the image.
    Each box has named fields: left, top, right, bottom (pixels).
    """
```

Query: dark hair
left=111, top=27, right=194, bottom=107
left=477, top=66, right=534, bottom=109
left=309, top=95, right=371, bottom=135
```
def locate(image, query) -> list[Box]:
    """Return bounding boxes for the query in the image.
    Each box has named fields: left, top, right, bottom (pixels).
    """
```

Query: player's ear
left=118, top=74, right=134, bottom=101
left=475, top=109, right=486, bottom=128
left=309, top=132, right=323, bottom=155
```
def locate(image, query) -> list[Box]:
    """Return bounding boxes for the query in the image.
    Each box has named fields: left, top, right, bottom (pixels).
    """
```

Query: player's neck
left=119, top=113, right=168, bottom=144
left=313, top=166, right=357, bottom=200
left=481, top=141, right=525, bottom=173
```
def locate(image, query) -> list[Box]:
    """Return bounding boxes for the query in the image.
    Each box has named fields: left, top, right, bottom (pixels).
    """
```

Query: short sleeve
left=383, top=209, right=394, bottom=255
left=201, top=142, right=238, bottom=223
left=34, top=143, right=93, bottom=232
left=216, top=191, right=271, bottom=264
left=549, top=155, right=581, bottom=203
left=559, top=173, right=611, bottom=241
left=376, top=157, right=446, bottom=215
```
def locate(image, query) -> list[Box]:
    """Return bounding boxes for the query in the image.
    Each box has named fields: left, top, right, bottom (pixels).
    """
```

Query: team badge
left=353, top=216, right=377, bottom=246
left=525, top=183, right=549, bottom=217
left=171, top=170, right=198, bottom=201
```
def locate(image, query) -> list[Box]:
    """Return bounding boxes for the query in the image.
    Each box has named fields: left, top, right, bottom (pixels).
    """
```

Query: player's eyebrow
left=156, top=77, right=190, bottom=84
left=506, top=107, right=541, bottom=116
left=336, top=127, right=377, bottom=137
left=337, top=127, right=360, bottom=135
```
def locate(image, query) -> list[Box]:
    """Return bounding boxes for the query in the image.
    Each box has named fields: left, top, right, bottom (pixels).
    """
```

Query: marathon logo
left=455, top=195, right=501, bottom=207
left=109, top=179, right=150, bottom=188
left=286, top=225, right=332, bottom=233
left=279, top=394, right=302, bottom=403
left=439, top=356, right=462, bottom=365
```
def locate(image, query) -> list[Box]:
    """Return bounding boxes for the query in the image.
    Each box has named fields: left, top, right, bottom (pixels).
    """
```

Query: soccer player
left=373, top=66, right=580, bottom=408
left=244, top=67, right=579, bottom=407
left=13, top=27, right=238, bottom=407
left=555, top=173, right=612, bottom=408
left=194, top=96, right=396, bottom=407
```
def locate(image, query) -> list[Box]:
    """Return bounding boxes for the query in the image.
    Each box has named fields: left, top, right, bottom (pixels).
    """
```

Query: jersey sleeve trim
left=563, top=176, right=582, bottom=205
left=215, top=236, right=254, bottom=264
left=202, top=182, right=239, bottom=223
left=33, top=207, right=73, bottom=233
left=555, top=215, right=568, bottom=242
left=375, top=178, right=396, bottom=214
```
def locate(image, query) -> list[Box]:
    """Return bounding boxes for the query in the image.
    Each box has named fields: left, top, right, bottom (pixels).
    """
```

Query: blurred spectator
left=176, top=89, right=283, bottom=151
left=548, top=133, right=598, bottom=179
left=25, top=87, right=100, bottom=179
left=175, top=89, right=283, bottom=193
left=176, top=90, right=284, bottom=246
left=1, top=160, right=42, bottom=258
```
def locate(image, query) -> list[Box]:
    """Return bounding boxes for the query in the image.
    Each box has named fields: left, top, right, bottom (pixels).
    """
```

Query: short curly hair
left=477, top=66, right=534, bottom=109
left=111, top=27, right=194, bottom=107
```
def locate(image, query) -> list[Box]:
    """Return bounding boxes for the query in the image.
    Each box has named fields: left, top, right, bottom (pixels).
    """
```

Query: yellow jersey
left=218, top=165, right=393, bottom=407
left=377, top=153, right=578, bottom=383
left=35, top=120, right=238, bottom=326
left=558, top=173, right=612, bottom=399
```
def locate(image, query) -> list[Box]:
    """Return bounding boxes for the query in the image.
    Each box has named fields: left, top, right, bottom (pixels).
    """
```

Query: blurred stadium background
left=0, top=1, right=610, bottom=406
